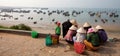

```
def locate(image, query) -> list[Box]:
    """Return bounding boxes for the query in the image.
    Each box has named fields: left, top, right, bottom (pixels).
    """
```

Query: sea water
left=0, top=7, right=120, bottom=30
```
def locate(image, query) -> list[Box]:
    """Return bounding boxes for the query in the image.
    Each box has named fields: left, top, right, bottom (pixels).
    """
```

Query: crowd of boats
left=0, top=8, right=119, bottom=24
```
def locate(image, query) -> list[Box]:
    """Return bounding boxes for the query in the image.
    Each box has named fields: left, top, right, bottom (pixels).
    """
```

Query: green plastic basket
left=45, top=34, right=52, bottom=46
left=31, top=31, right=38, bottom=38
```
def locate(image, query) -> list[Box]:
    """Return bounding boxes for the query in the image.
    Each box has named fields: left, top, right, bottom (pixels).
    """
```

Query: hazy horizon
left=0, top=0, right=120, bottom=8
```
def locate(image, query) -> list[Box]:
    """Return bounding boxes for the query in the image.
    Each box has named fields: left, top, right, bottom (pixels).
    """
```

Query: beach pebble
left=49, top=51, right=51, bottom=53
left=64, top=45, right=70, bottom=52
left=49, top=50, right=55, bottom=53
left=39, top=47, right=45, bottom=50
left=40, top=48, right=42, bottom=50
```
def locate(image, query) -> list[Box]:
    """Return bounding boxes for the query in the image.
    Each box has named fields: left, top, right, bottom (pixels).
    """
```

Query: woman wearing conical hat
left=75, top=27, right=86, bottom=43
left=69, top=19, right=78, bottom=27
left=62, top=19, right=78, bottom=38
left=84, top=27, right=100, bottom=51
left=83, top=22, right=92, bottom=32
left=74, top=27, right=86, bottom=54
left=96, top=25, right=108, bottom=44
left=64, top=25, right=77, bottom=44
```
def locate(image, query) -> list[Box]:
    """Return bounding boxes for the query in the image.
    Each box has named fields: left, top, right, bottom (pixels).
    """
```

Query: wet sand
left=0, top=28, right=120, bottom=56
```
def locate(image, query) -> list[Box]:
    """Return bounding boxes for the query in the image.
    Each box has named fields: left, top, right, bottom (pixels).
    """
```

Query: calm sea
left=0, top=7, right=120, bottom=29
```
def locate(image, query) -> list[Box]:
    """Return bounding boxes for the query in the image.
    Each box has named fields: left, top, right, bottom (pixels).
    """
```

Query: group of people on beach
left=55, top=19, right=108, bottom=53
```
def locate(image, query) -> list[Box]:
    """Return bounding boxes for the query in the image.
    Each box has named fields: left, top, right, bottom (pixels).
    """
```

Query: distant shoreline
left=0, top=22, right=120, bottom=32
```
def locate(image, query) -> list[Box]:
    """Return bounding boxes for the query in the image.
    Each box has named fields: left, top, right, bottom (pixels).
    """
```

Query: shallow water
left=0, top=8, right=120, bottom=31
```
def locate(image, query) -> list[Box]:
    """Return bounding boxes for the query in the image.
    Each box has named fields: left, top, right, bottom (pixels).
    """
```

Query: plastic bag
left=74, top=42, right=85, bottom=54
left=45, top=34, right=52, bottom=46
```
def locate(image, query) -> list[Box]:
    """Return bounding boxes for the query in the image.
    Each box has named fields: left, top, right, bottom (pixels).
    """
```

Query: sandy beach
left=0, top=27, right=120, bottom=56
left=0, top=1, right=120, bottom=56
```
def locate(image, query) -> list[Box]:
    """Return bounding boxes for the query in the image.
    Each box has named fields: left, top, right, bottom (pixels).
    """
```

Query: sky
left=0, top=0, right=119, bottom=8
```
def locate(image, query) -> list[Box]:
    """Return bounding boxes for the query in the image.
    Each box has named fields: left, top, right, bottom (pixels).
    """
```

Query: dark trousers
left=66, top=40, right=74, bottom=45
